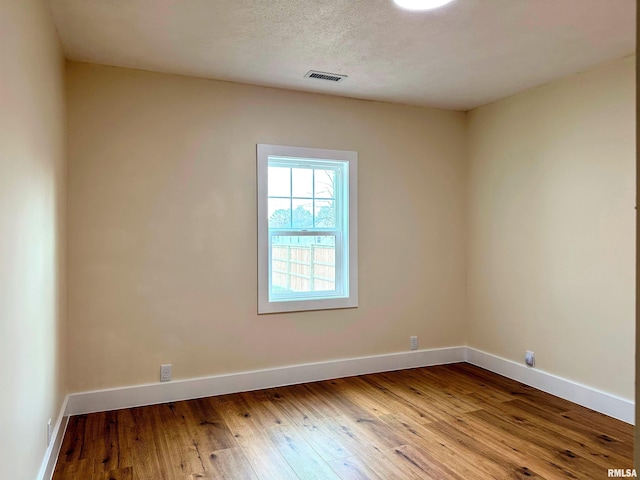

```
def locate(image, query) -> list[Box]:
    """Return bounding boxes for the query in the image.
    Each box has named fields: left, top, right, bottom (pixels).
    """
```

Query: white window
left=257, top=144, right=358, bottom=314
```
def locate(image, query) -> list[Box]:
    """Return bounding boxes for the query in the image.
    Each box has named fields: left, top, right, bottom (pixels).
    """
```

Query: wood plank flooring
left=52, top=363, right=633, bottom=479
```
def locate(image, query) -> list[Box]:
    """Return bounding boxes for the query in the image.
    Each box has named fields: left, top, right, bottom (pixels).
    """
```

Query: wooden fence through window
left=272, top=244, right=335, bottom=292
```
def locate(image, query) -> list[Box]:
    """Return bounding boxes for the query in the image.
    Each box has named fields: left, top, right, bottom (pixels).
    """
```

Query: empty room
left=1, top=0, right=636, bottom=479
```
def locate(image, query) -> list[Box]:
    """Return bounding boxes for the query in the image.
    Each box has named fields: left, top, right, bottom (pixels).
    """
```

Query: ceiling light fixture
left=393, top=0, right=454, bottom=10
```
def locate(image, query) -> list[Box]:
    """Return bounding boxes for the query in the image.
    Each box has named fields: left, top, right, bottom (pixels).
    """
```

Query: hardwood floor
left=52, top=363, right=633, bottom=479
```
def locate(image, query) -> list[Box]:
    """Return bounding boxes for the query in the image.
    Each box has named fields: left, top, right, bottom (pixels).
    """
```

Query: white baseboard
left=37, top=396, right=69, bottom=480
left=66, top=347, right=465, bottom=416
left=62, top=346, right=634, bottom=428
left=465, top=347, right=634, bottom=424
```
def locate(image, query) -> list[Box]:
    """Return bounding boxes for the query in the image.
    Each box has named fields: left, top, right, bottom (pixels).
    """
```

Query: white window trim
left=257, top=144, right=358, bottom=314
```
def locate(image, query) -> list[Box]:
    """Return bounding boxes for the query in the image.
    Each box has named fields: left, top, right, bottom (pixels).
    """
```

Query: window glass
left=271, top=235, right=336, bottom=294
left=268, top=166, right=290, bottom=197
left=291, top=168, right=313, bottom=198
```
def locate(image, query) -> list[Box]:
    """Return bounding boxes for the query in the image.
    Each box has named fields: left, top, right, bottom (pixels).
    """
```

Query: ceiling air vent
left=304, top=70, right=347, bottom=82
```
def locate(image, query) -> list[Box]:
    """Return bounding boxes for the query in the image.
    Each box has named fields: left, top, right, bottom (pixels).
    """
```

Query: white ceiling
left=49, top=0, right=636, bottom=111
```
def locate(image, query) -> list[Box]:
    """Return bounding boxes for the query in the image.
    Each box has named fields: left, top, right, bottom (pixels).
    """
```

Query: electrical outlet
left=525, top=351, right=535, bottom=367
left=47, top=418, right=52, bottom=446
left=160, top=364, right=172, bottom=382
left=410, top=336, right=418, bottom=351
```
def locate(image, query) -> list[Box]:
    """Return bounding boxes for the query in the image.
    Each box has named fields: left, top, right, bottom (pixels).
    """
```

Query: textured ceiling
left=49, top=0, right=635, bottom=111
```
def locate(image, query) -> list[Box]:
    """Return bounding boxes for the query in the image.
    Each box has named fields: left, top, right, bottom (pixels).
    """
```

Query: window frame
left=257, top=144, right=358, bottom=314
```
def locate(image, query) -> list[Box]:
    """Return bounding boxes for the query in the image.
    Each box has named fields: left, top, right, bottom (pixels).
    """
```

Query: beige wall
left=467, top=57, right=635, bottom=400
left=65, top=63, right=467, bottom=392
left=0, top=1, right=67, bottom=478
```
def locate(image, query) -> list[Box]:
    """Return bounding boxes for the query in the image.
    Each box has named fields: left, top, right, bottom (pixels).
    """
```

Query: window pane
left=271, top=235, right=336, bottom=294
left=291, top=199, right=313, bottom=228
left=268, top=166, right=290, bottom=197
left=314, top=200, right=335, bottom=228
left=292, top=168, right=313, bottom=197
left=268, top=198, right=291, bottom=228
left=314, top=169, right=335, bottom=199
